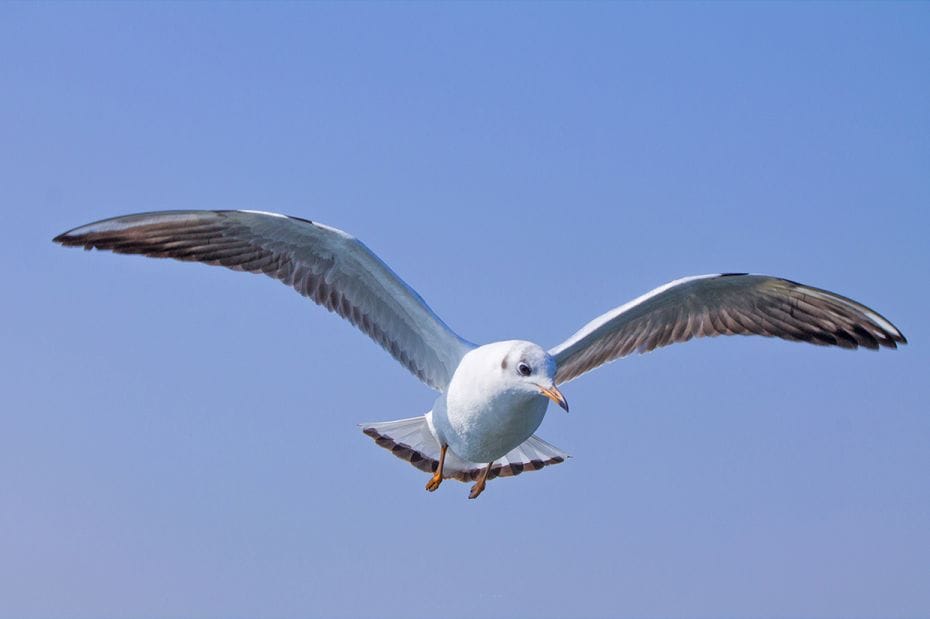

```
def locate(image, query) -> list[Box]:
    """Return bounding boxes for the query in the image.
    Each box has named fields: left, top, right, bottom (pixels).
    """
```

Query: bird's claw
left=468, top=481, right=486, bottom=500
left=425, top=474, right=442, bottom=492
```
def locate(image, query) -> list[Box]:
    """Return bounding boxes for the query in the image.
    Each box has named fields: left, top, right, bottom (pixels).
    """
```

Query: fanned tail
left=361, top=416, right=569, bottom=482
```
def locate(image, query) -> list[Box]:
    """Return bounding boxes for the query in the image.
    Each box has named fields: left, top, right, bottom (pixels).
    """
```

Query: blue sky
left=1, top=3, right=928, bottom=618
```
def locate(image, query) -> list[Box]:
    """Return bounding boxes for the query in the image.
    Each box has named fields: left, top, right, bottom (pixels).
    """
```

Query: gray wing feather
left=549, top=274, right=906, bottom=385
left=54, top=210, right=474, bottom=391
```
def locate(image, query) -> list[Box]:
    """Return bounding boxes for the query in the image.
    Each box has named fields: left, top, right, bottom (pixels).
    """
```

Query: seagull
left=54, top=210, right=907, bottom=499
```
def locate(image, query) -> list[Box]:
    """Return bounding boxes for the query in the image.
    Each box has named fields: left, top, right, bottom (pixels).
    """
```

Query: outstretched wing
left=54, top=210, right=474, bottom=391
left=549, top=274, right=906, bottom=385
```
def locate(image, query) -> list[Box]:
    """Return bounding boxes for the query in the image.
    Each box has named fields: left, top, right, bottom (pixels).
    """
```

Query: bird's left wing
left=549, top=274, right=906, bottom=385
left=54, top=210, right=474, bottom=391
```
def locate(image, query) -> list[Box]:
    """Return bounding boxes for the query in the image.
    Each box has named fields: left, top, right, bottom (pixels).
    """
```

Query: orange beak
left=537, top=384, right=569, bottom=413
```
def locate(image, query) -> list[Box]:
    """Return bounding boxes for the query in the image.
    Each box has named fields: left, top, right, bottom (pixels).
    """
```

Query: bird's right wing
left=549, top=273, right=906, bottom=385
left=54, top=210, right=475, bottom=391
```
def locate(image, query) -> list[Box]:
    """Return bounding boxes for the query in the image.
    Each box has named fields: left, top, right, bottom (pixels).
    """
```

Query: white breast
left=432, top=342, right=550, bottom=464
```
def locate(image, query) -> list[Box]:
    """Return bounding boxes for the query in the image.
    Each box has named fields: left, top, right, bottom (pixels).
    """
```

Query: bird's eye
left=517, top=362, right=532, bottom=377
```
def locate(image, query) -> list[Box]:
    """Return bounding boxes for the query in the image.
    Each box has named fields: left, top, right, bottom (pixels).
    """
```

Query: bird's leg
left=425, top=444, right=448, bottom=492
left=468, top=461, right=494, bottom=500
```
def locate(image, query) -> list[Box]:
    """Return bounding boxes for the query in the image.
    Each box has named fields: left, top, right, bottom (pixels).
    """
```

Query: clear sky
left=1, top=3, right=928, bottom=618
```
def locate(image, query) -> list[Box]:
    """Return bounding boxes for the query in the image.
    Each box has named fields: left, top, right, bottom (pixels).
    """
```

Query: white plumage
left=55, top=210, right=906, bottom=499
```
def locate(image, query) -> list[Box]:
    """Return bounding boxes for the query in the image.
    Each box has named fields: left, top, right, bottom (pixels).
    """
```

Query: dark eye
left=517, top=362, right=532, bottom=377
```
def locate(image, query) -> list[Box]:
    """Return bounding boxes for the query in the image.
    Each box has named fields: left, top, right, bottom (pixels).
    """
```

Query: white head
left=471, top=340, right=569, bottom=412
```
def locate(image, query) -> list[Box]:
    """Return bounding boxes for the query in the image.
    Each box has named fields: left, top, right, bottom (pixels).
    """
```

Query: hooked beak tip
left=538, top=384, right=569, bottom=413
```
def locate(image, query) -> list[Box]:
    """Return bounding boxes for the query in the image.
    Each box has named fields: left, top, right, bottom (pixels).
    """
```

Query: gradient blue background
left=2, top=3, right=928, bottom=618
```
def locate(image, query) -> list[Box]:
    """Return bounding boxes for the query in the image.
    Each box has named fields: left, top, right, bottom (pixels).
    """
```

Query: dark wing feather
left=550, top=274, right=906, bottom=385
left=54, top=210, right=474, bottom=390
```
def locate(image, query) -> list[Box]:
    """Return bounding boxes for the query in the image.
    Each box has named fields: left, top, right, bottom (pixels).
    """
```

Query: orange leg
left=468, top=461, right=494, bottom=499
left=425, top=444, right=448, bottom=492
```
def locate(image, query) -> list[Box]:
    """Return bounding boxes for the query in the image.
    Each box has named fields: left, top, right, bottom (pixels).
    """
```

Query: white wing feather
left=54, top=210, right=474, bottom=390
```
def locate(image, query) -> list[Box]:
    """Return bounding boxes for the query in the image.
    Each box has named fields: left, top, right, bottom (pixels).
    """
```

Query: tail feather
left=361, top=416, right=440, bottom=475
left=361, top=416, right=569, bottom=482
left=489, top=434, right=568, bottom=479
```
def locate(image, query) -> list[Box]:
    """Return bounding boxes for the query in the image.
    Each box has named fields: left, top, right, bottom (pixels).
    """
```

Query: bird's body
left=54, top=210, right=907, bottom=499
left=433, top=341, right=555, bottom=464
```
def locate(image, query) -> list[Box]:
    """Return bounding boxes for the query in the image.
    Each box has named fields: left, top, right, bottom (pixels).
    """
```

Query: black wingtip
left=52, top=231, right=84, bottom=247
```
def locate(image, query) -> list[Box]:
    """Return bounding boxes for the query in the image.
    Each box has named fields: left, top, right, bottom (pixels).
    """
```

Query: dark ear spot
left=501, top=357, right=508, bottom=370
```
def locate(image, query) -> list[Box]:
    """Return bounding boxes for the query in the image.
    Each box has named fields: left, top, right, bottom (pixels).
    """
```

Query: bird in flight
left=55, top=210, right=907, bottom=499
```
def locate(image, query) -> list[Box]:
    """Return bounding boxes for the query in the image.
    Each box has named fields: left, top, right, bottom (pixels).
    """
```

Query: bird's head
left=497, top=341, right=569, bottom=413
